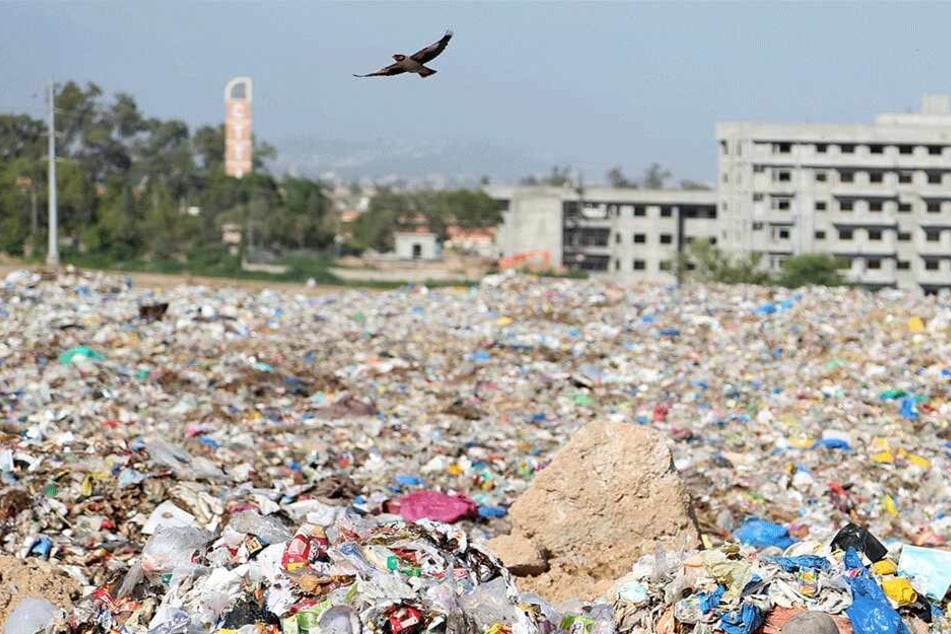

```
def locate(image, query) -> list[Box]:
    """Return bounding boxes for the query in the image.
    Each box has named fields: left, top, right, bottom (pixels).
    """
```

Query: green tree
left=642, top=162, right=671, bottom=189
left=679, top=179, right=712, bottom=191
left=678, top=239, right=771, bottom=285
left=606, top=166, right=637, bottom=188
left=776, top=254, right=847, bottom=288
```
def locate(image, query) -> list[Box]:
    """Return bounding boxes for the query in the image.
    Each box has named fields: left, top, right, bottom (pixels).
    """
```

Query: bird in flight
left=354, top=31, right=453, bottom=79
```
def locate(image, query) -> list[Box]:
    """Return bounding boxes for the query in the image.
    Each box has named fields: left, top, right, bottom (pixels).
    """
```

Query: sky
left=2, top=1, right=951, bottom=184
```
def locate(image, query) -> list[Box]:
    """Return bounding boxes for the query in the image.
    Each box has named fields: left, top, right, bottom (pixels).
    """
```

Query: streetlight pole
left=47, top=80, right=59, bottom=267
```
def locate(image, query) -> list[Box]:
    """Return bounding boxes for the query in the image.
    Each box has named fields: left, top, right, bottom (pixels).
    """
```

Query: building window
left=815, top=230, right=826, bottom=240
left=840, top=201, right=854, bottom=212
left=815, top=143, right=828, bottom=153
left=841, top=144, right=856, bottom=154
left=815, top=171, right=828, bottom=182
left=870, top=172, right=884, bottom=184
left=898, top=202, right=912, bottom=213
left=927, top=201, right=941, bottom=213
left=898, top=231, right=911, bottom=241
left=633, top=259, right=646, bottom=271
left=926, top=230, right=941, bottom=242
left=774, top=169, right=792, bottom=182
left=615, top=259, right=620, bottom=271
left=928, top=145, right=944, bottom=156
left=869, top=200, right=883, bottom=212
left=753, top=165, right=765, bottom=173
left=710, top=237, right=717, bottom=245
left=778, top=229, right=790, bottom=240
left=772, top=198, right=791, bottom=211
left=868, top=229, right=883, bottom=241
left=720, top=140, right=728, bottom=155
left=870, top=144, right=884, bottom=154
left=839, top=229, right=854, bottom=240
left=773, top=142, right=791, bottom=154
left=752, top=222, right=764, bottom=231
left=899, top=172, right=913, bottom=184
left=615, top=232, right=621, bottom=244
left=753, top=193, right=764, bottom=202
left=899, top=145, right=914, bottom=155
left=634, top=206, right=646, bottom=217
left=633, top=233, right=646, bottom=244
left=659, top=233, right=672, bottom=244
left=868, top=259, right=882, bottom=270
left=660, top=206, right=673, bottom=218
left=926, top=260, right=940, bottom=271
left=816, top=201, right=827, bottom=211
left=722, top=173, right=729, bottom=183
left=840, top=171, right=854, bottom=183
left=659, top=260, right=672, bottom=272
left=897, top=260, right=910, bottom=270
left=928, top=173, right=942, bottom=185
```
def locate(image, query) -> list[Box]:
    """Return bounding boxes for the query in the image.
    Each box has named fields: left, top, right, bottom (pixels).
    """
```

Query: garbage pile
left=1, top=267, right=950, bottom=632
left=610, top=522, right=951, bottom=634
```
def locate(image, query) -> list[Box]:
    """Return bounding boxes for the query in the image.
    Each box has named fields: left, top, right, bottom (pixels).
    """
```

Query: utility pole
left=47, top=81, right=59, bottom=267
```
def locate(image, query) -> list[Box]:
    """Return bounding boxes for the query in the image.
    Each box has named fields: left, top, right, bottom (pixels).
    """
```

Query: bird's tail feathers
left=418, top=67, right=437, bottom=78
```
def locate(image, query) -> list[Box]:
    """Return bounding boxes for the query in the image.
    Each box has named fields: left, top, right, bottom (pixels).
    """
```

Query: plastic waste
left=394, top=490, right=478, bottom=523
left=831, top=523, right=888, bottom=563
left=733, top=517, right=795, bottom=549
left=898, top=545, right=951, bottom=601
left=843, top=548, right=909, bottom=634
left=4, top=597, right=61, bottom=634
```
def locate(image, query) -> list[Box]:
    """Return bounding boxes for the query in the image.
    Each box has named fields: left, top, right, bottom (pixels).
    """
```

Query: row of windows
left=839, top=257, right=947, bottom=272
left=764, top=142, right=948, bottom=156
left=615, top=232, right=676, bottom=245
left=757, top=225, right=948, bottom=242
left=619, top=259, right=674, bottom=272
left=564, top=202, right=717, bottom=219
left=761, top=167, right=951, bottom=184
left=752, top=196, right=950, bottom=214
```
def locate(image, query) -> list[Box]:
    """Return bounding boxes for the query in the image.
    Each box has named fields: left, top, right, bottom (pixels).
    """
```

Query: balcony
left=829, top=213, right=899, bottom=228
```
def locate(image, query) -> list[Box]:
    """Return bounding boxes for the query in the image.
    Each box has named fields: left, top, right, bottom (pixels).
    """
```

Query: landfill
left=0, top=267, right=950, bottom=633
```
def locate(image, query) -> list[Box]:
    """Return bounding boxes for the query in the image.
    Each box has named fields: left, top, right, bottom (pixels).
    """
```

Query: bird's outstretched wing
left=353, top=62, right=407, bottom=78
left=411, top=30, right=453, bottom=64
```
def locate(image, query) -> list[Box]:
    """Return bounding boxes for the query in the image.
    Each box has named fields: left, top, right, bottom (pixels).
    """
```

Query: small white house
left=394, top=231, right=441, bottom=261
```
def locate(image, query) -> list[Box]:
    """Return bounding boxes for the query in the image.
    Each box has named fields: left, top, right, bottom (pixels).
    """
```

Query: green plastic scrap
left=58, top=346, right=106, bottom=365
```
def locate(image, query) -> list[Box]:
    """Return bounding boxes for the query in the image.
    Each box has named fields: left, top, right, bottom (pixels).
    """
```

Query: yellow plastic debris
left=881, top=577, right=917, bottom=606
left=872, top=559, right=898, bottom=576
left=872, top=451, right=895, bottom=464
left=496, top=316, right=513, bottom=327
left=908, top=316, right=926, bottom=332
left=882, top=494, right=898, bottom=517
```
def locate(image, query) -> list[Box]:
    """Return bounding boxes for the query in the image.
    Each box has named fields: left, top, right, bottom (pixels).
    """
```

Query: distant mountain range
left=271, top=136, right=553, bottom=186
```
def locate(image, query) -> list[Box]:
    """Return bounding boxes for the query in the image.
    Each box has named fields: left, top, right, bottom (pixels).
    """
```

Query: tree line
left=0, top=81, right=502, bottom=268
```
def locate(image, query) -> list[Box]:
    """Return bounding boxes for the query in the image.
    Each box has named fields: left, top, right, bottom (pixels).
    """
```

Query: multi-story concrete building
left=717, top=94, right=951, bottom=291
left=487, top=185, right=718, bottom=281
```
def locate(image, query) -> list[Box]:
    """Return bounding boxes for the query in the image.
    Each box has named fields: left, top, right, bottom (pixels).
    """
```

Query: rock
left=486, top=534, right=549, bottom=577
left=781, top=611, right=841, bottom=634
left=488, top=421, right=700, bottom=603
left=0, top=555, right=82, bottom=626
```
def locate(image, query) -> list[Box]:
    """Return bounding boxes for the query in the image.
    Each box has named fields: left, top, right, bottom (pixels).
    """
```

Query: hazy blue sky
left=3, top=1, right=950, bottom=183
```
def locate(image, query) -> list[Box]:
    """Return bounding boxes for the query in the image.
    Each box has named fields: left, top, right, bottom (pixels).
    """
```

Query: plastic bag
left=142, top=526, right=213, bottom=573
left=733, top=518, right=795, bottom=549
left=4, top=597, right=61, bottom=634
left=843, top=548, right=908, bottom=634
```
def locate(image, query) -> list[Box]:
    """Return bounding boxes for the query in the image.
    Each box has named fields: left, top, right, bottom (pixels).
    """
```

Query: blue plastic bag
left=844, top=548, right=909, bottom=634
left=770, top=555, right=831, bottom=573
left=900, top=397, right=919, bottom=420
left=811, top=438, right=852, bottom=451
left=733, top=518, right=795, bottom=549
left=719, top=603, right=764, bottom=634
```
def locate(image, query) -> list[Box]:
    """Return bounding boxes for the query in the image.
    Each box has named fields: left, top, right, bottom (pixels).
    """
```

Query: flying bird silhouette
left=354, top=31, right=453, bottom=79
